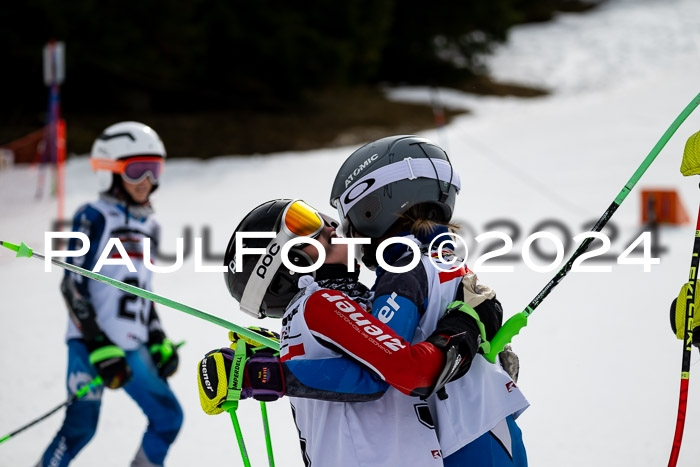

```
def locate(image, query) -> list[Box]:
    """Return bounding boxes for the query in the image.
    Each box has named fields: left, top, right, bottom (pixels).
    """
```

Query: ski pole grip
left=484, top=312, right=528, bottom=363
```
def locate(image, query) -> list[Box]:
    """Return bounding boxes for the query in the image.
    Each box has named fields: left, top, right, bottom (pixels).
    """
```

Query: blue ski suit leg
left=123, top=344, right=183, bottom=464
left=40, top=340, right=182, bottom=467
left=444, top=415, right=527, bottom=467
left=40, top=339, right=102, bottom=467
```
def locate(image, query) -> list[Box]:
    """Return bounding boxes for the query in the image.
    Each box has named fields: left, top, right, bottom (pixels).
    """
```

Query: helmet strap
left=239, top=230, right=315, bottom=318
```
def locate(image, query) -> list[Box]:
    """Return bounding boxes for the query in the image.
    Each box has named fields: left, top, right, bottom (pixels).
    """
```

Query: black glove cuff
left=427, top=308, right=481, bottom=358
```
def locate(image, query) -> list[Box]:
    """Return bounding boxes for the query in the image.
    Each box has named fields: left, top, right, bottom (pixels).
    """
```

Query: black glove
left=86, top=334, right=132, bottom=389
left=64, top=277, right=132, bottom=389
left=430, top=297, right=503, bottom=359
left=148, top=330, right=180, bottom=379
left=424, top=297, right=503, bottom=400
left=426, top=303, right=483, bottom=381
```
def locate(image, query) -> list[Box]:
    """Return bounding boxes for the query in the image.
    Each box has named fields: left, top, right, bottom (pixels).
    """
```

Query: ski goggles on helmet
left=239, top=200, right=331, bottom=318
left=91, top=156, right=164, bottom=184
left=281, top=200, right=324, bottom=239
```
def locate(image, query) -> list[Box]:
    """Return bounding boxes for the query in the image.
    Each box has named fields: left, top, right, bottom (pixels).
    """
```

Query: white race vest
left=65, top=199, right=159, bottom=350
left=416, top=254, right=530, bottom=457
left=283, top=281, right=445, bottom=466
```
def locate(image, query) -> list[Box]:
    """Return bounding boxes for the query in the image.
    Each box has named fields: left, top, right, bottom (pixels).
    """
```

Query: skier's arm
left=373, top=263, right=505, bottom=387
left=61, top=205, right=107, bottom=344
left=281, top=359, right=389, bottom=401
left=61, top=205, right=131, bottom=389
left=371, top=260, right=427, bottom=341
left=298, top=289, right=444, bottom=397
left=199, top=326, right=389, bottom=410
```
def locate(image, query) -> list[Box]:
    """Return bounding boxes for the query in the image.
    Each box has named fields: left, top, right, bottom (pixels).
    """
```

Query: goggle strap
left=240, top=199, right=322, bottom=318
left=239, top=230, right=292, bottom=317
left=337, top=158, right=461, bottom=217
left=90, top=158, right=123, bottom=173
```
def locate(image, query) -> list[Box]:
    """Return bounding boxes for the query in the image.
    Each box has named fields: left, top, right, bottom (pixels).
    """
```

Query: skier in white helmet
left=38, top=122, right=183, bottom=467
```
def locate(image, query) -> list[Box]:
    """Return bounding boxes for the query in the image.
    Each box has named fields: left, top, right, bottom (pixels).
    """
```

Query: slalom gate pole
left=0, top=241, right=279, bottom=351
left=484, top=91, right=700, bottom=363
left=668, top=130, right=700, bottom=466
left=0, top=376, right=102, bottom=445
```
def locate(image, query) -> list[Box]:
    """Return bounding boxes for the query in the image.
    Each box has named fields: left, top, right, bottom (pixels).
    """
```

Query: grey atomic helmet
left=330, top=135, right=461, bottom=239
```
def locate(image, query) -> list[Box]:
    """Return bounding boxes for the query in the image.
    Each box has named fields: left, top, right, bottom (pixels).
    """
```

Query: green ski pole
left=260, top=402, right=276, bottom=467
left=230, top=410, right=252, bottom=467
left=484, top=91, right=700, bottom=363
left=0, top=377, right=102, bottom=444
left=0, top=240, right=279, bottom=351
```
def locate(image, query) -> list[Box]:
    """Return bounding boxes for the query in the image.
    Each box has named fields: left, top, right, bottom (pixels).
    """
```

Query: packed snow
left=2, top=0, right=700, bottom=465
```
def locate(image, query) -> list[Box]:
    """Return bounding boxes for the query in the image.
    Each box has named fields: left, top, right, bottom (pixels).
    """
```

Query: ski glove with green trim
left=198, top=328, right=284, bottom=415
left=424, top=273, right=505, bottom=398
left=146, top=305, right=180, bottom=379
left=229, top=326, right=280, bottom=351
left=148, top=331, right=180, bottom=379
left=87, top=335, right=132, bottom=389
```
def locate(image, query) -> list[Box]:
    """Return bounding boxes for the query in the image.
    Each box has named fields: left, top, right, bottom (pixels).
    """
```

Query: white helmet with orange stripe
left=90, top=121, right=166, bottom=192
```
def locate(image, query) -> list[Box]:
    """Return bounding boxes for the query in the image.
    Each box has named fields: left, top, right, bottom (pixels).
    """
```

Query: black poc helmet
left=224, top=199, right=316, bottom=319
left=330, top=135, right=461, bottom=239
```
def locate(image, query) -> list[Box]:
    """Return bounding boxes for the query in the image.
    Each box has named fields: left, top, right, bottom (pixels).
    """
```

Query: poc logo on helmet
left=257, top=242, right=280, bottom=279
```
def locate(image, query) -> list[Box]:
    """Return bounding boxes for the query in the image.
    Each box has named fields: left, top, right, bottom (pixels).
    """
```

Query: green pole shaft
left=260, top=402, right=276, bottom=467
left=229, top=410, right=252, bottom=467
left=0, top=241, right=279, bottom=351
left=485, top=91, right=700, bottom=363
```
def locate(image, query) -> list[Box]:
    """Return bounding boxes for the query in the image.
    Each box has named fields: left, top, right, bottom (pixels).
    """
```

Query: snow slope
left=2, top=0, right=700, bottom=465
